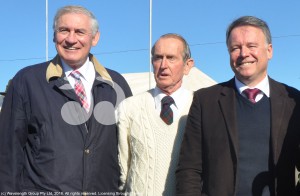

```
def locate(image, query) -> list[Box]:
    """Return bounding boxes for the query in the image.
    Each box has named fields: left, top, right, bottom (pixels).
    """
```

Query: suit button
left=85, top=149, right=90, bottom=154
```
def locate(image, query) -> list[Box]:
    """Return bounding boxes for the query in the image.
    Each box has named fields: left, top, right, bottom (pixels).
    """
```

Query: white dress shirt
left=235, top=75, right=270, bottom=102
left=153, top=86, right=191, bottom=120
left=62, top=58, right=96, bottom=109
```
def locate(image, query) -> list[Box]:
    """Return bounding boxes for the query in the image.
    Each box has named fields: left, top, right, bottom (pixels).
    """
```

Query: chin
left=157, top=83, right=171, bottom=89
left=65, top=61, right=82, bottom=69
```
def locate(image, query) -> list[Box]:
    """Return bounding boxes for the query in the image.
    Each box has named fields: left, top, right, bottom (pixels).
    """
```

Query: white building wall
left=122, top=67, right=216, bottom=95
left=0, top=67, right=216, bottom=111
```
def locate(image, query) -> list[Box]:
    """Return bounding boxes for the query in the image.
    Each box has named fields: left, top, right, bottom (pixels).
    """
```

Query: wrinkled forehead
left=155, top=38, right=184, bottom=52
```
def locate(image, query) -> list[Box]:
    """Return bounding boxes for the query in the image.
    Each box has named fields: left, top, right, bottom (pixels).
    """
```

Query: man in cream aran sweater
left=117, top=33, right=194, bottom=195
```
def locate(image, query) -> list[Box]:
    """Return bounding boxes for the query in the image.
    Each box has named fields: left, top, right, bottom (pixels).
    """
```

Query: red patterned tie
left=243, top=88, right=261, bottom=103
left=70, top=71, right=89, bottom=112
left=160, top=96, right=174, bottom=125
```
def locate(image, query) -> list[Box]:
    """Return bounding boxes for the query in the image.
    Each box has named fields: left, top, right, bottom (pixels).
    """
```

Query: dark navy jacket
left=0, top=54, right=132, bottom=193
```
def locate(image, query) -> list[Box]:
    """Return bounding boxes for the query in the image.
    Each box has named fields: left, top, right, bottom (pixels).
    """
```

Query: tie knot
left=160, top=96, right=174, bottom=125
left=70, top=70, right=81, bottom=80
left=243, top=88, right=261, bottom=103
left=161, top=96, right=174, bottom=106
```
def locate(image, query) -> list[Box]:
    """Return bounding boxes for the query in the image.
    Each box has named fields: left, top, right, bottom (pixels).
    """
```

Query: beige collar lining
left=46, top=54, right=113, bottom=83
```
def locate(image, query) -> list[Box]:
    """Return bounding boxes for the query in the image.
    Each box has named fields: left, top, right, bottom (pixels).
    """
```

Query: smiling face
left=152, top=37, right=193, bottom=95
left=54, top=13, right=100, bottom=69
left=227, top=25, right=273, bottom=86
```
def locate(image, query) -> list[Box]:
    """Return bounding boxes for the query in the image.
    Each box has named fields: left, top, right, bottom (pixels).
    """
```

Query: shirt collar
left=235, top=75, right=270, bottom=97
left=62, top=58, right=94, bottom=84
left=153, top=86, right=185, bottom=109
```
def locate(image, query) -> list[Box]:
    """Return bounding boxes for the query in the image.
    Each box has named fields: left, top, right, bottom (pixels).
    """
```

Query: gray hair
left=53, top=5, right=99, bottom=36
left=226, top=16, right=272, bottom=46
left=151, top=33, right=191, bottom=62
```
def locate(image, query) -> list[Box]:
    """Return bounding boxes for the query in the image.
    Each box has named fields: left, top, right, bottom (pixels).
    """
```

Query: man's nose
left=65, top=31, right=77, bottom=43
left=240, top=46, right=250, bottom=57
left=160, top=57, right=168, bottom=68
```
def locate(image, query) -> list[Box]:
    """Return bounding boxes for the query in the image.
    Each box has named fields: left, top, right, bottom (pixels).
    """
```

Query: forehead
left=229, top=25, right=266, bottom=43
left=154, top=37, right=183, bottom=54
left=57, top=13, right=91, bottom=28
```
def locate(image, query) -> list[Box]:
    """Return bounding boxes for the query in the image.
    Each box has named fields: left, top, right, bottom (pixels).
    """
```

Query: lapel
left=218, top=79, right=239, bottom=163
left=45, top=55, right=77, bottom=101
left=269, top=78, right=293, bottom=165
left=217, top=77, right=295, bottom=166
left=44, top=54, right=117, bottom=143
left=47, top=76, right=90, bottom=141
left=46, top=56, right=91, bottom=140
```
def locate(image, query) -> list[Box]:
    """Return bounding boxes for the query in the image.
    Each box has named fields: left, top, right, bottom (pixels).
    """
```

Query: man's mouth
left=64, top=46, right=78, bottom=50
left=238, top=61, right=254, bottom=66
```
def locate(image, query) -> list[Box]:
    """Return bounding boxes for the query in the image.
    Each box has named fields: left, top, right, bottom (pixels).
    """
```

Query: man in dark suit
left=176, top=16, right=300, bottom=196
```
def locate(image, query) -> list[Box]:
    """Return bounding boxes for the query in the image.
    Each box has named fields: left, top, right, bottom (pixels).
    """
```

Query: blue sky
left=1, top=0, right=300, bottom=92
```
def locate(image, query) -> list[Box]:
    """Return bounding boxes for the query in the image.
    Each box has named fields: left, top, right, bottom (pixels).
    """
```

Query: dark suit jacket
left=176, top=77, right=300, bottom=196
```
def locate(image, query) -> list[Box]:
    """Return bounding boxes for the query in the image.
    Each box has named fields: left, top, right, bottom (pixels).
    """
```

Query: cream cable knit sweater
left=117, top=89, right=193, bottom=196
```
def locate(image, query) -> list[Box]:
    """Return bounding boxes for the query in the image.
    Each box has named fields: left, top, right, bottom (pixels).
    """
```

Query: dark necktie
left=70, top=70, right=89, bottom=112
left=160, top=96, right=174, bottom=125
left=243, top=88, right=261, bottom=103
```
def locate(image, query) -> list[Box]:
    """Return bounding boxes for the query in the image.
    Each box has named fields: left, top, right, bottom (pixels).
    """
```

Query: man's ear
left=184, top=58, right=194, bottom=75
left=53, top=32, right=56, bottom=42
left=92, top=31, right=100, bottom=46
left=267, top=43, right=273, bottom=60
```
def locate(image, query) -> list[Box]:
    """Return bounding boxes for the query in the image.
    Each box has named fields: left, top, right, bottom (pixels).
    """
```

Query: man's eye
left=58, top=29, right=69, bottom=34
left=154, top=56, right=163, bottom=61
left=168, top=56, right=176, bottom=62
left=230, top=47, right=239, bottom=52
left=76, top=31, right=86, bottom=36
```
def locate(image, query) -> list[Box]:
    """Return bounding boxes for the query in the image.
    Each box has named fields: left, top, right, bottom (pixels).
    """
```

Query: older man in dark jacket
left=0, top=5, right=132, bottom=193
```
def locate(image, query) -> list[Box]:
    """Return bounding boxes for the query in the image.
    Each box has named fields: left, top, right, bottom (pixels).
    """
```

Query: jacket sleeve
left=119, top=76, right=132, bottom=99
left=0, top=77, right=28, bottom=191
left=117, top=100, right=132, bottom=191
left=176, top=91, right=204, bottom=195
left=106, top=69, right=133, bottom=99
